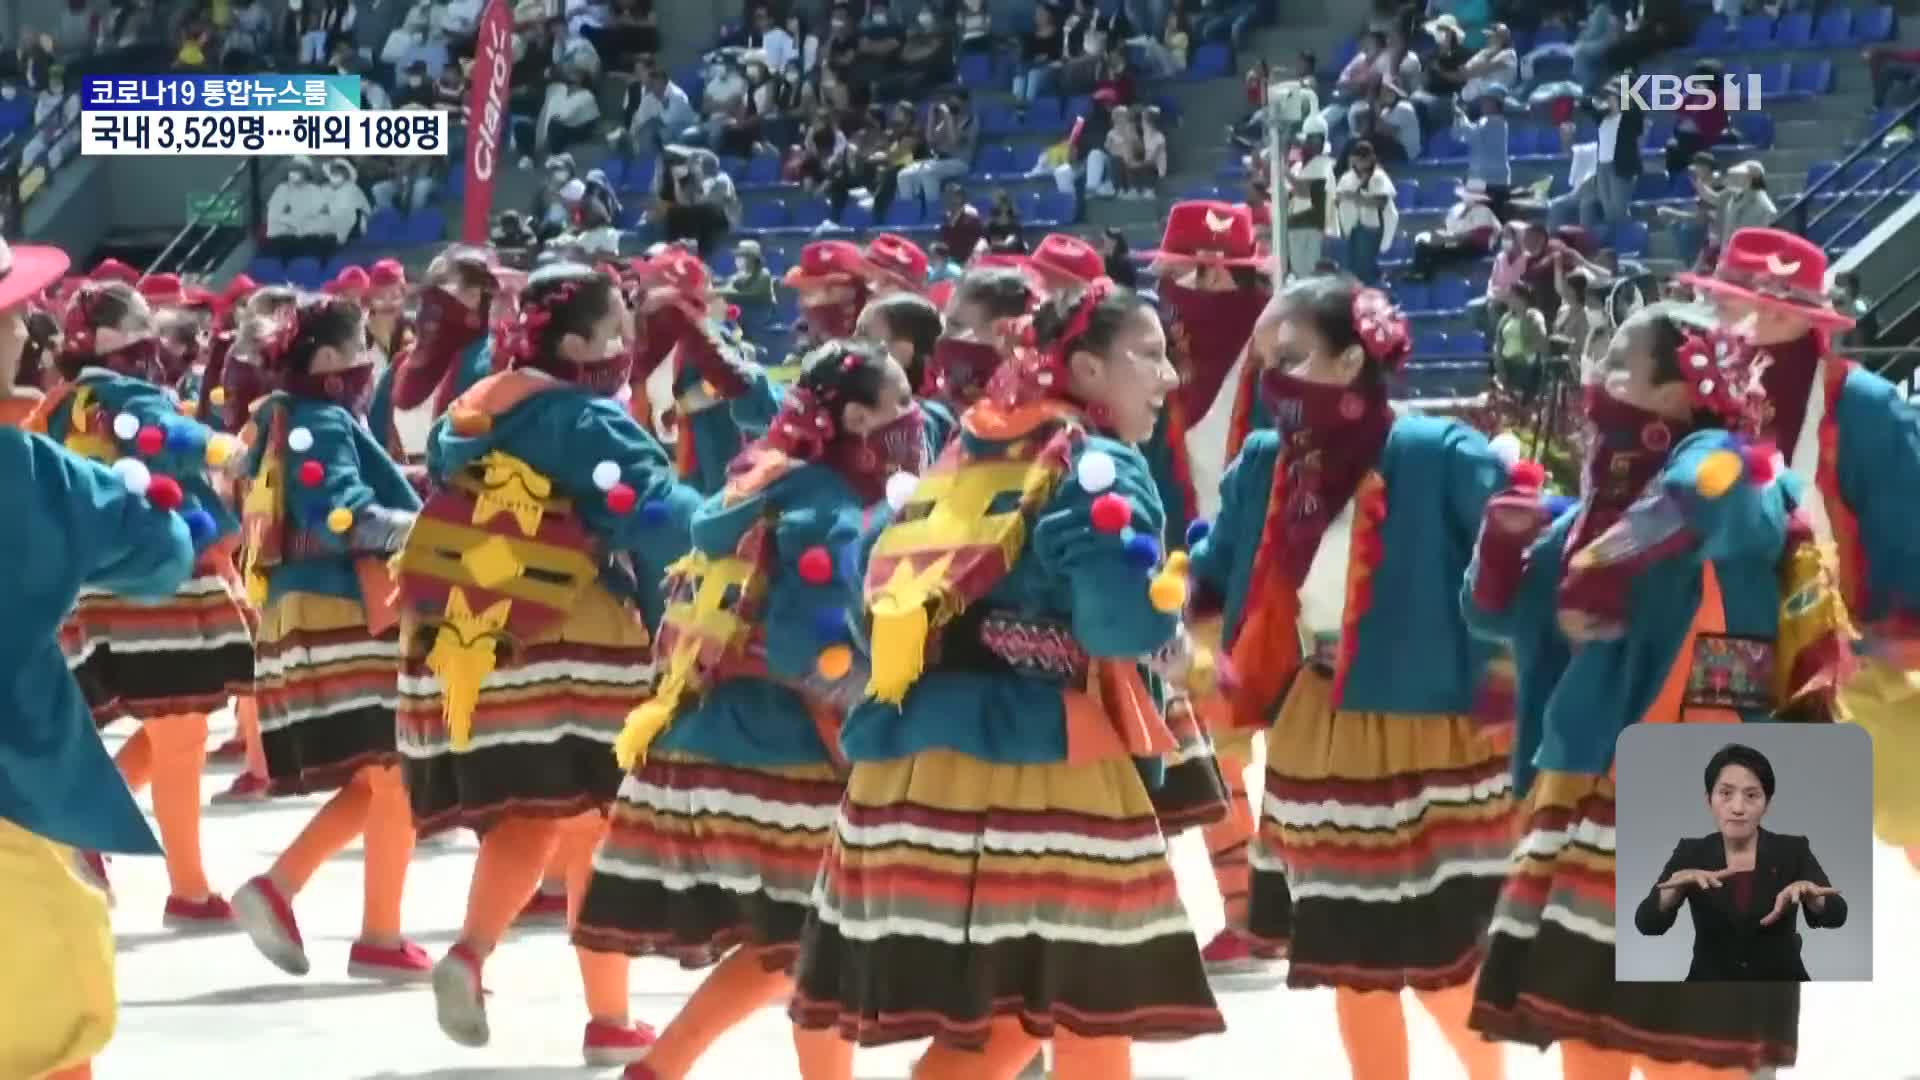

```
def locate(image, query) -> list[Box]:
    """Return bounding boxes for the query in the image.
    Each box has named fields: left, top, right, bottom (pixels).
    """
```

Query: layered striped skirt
left=1469, top=770, right=1800, bottom=1069
left=254, top=591, right=401, bottom=795
left=790, top=749, right=1224, bottom=1049
left=1246, top=667, right=1515, bottom=990
left=575, top=750, right=843, bottom=969
left=1147, top=696, right=1229, bottom=836
left=396, top=582, right=654, bottom=835
left=65, top=564, right=255, bottom=725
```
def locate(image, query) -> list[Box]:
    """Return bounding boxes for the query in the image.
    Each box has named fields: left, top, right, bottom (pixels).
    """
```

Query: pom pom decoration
left=297, top=460, right=325, bottom=487
left=812, top=607, right=847, bottom=644
left=165, top=423, right=205, bottom=454
left=816, top=644, right=854, bottom=680
left=1184, top=519, right=1211, bottom=548
left=1149, top=572, right=1188, bottom=613
left=1742, top=443, right=1778, bottom=486
left=1164, top=551, right=1190, bottom=575
left=607, top=483, right=638, bottom=514
left=327, top=507, right=355, bottom=534
left=639, top=497, right=670, bottom=526
left=145, top=474, right=184, bottom=512
left=1075, top=449, right=1117, bottom=494
left=591, top=460, right=622, bottom=491
left=205, top=434, right=240, bottom=468
left=287, top=426, right=315, bottom=453
left=1544, top=494, right=1578, bottom=517
left=1123, top=531, right=1161, bottom=570
left=1089, top=492, right=1131, bottom=534
left=797, top=546, right=835, bottom=585
left=112, top=412, right=140, bottom=441
left=209, top=386, right=228, bottom=406
left=1509, top=460, right=1547, bottom=491
left=885, top=471, right=919, bottom=512
left=111, top=458, right=152, bottom=496
left=183, top=509, right=218, bottom=544
left=1488, top=432, right=1523, bottom=469
left=135, top=425, right=166, bottom=456
left=1694, top=449, right=1744, bottom=499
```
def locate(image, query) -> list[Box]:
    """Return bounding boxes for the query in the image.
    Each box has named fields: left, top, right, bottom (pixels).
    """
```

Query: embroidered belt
left=1297, top=627, right=1341, bottom=676
left=930, top=608, right=1092, bottom=683
left=1684, top=633, right=1776, bottom=712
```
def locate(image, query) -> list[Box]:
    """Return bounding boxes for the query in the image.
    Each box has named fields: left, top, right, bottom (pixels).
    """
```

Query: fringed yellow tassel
left=1776, top=540, right=1859, bottom=707
left=424, top=587, right=511, bottom=751
left=244, top=569, right=269, bottom=610
left=866, top=593, right=929, bottom=705
left=616, top=644, right=695, bottom=769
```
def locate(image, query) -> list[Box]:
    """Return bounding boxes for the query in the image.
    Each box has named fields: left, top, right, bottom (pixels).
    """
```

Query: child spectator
left=1140, top=105, right=1168, bottom=198
left=1104, top=105, right=1152, bottom=200
left=938, top=181, right=985, bottom=261
left=1493, top=281, right=1550, bottom=398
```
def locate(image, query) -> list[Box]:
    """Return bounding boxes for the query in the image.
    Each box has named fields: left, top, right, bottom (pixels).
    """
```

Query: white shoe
left=433, top=947, right=490, bottom=1048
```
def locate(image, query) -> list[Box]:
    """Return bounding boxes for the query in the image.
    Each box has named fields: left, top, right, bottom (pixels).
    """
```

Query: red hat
left=859, top=233, right=929, bottom=293
left=0, top=237, right=74, bottom=314
left=369, top=259, right=406, bottom=289
left=327, top=266, right=371, bottom=297
left=183, top=285, right=219, bottom=310
left=221, top=273, right=259, bottom=305
left=1029, top=234, right=1104, bottom=288
left=138, top=272, right=184, bottom=306
left=1146, top=201, right=1265, bottom=271
left=928, top=278, right=957, bottom=311
left=91, top=258, right=139, bottom=285
left=646, top=246, right=710, bottom=299
left=1675, top=227, right=1855, bottom=330
left=782, top=240, right=865, bottom=288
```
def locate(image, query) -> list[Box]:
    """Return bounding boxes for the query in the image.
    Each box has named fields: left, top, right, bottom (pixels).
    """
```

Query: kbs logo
left=1616, top=73, right=1764, bottom=112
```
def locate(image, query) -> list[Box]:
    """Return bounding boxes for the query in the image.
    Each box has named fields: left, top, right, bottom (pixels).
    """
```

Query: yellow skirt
left=0, top=820, right=116, bottom=1078
left=1840, top=656, right=1920, bottom=847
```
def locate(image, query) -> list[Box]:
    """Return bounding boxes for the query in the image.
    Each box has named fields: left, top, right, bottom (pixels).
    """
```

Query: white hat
left=1301, top=113, right=1329, bottom=138
left=559, top=178, right=586, bottom=201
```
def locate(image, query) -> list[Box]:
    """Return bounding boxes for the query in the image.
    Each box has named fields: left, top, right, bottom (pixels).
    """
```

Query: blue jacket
left=0, top=431, right=195, bottom=854
left=1830, top=366, right=1920, bottom=633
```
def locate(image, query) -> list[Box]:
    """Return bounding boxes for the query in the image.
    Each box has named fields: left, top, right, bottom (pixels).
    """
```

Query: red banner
left=461, top=0, right=514, bottom=244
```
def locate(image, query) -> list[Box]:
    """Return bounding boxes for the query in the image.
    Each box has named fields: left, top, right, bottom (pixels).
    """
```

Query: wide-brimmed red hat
left=859, top=233, right=929, bottom=293
left=91, top=257, right=139, bottom=285
left=0, top=238, right=73, bottom=313
left=326, top=266, right=371, bottom=297
left=646, top=246, right=710, bottom=299
left=782, top=240, right=865, bottom=289
left=182, top=284, right=219, bottom=310
left=1145, top=201, right=1265, bottom=270
left=370, top=258, right=407, bottom=289
left=1029, top=233, right=1104, bottom=287
left=1676, top=227, right=1854, bottom=330
left=138, top=272, right=184, bottom=306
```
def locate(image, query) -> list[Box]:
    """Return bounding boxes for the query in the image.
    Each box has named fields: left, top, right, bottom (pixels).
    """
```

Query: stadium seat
left=1786, top=60, right=1833, bottom=100
left=957, top=52, right=998, bottom=91
left=744, top=199, right=787, bottom=231
left=743, top=153, right=782, bottom=186
left=1842, top=157, right=1886, bottom=190
left=1807, top=160, right=1840, bottom=188
left=1190, top=43, right=1233, bottom=80
left=368, top=207, right=404, bottom=240
left=248, top=256, right=287, bottom=284
left=1851, top=6, right=1895, bottom=44
left=1397, top=282, right=1431, bottom=314
left=980, top=104, right=1020, bottom=137
left=784, top=198, right=830, bottom=231
left=1897, top=161, right=1920, bottom=194
left=1532, top=24, right=1568, bottom=49
left=1027, top=96, right=1065, bottom=130
left=1418, top=182, right=1454, bottom=211
left=1414, top=328, right=1449, bottom=357
left=882, top=199, right=925, bottom=228
left=1633, top=173, right=1669, bottom=203
left=1431, top=277, right=1470, bottom=314
left=1776, top=11, right=1814, bottom=48
left=1812, top=8, right=1852, bottom=47
left=1394, top=178, right=1419, bottom=211
left=976, top=143, right=1020, bottom=178
left=404, top=208, right=446, bottom=245
left=1691, top=16, right=1733, bottom=51
left=1732, top=113, right=1774, bottom=149
left=839, top=202, right=875, bottom=230
left=1737, top=14, right=1775, bottom=50
left=286, top=257, right=326, bottom=289
left=1756, top=61, right=1790, bottom=102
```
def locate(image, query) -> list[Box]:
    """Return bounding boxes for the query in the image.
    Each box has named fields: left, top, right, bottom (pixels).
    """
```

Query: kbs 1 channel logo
left=1615, top=72, right=1765, bottom=113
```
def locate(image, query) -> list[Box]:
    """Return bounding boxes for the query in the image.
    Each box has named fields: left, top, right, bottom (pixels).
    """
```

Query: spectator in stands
left=1105, top=105, right=1150, bottom=200
left=763, top=8, right=808, bottom=74
left=846, top=3, right=904, bottom=97
left=1140, top=105, right=1168, bottom=197
left=1524, top=0, right=1619, bottom=91
left=1656, top=151, right=1718, bottom=269
left=99, top=0, right=158, bottom=50
left=1431, top=0, right=1493, bottom=48
left=1076, top=87, right=1119, bottom=198
left=55, top=3, right=95, bottom=57
left=587, top=0, right=656, bottom=70
left=1015, top=3, right=1065, bottom=105
left=1866, top=44, right=1920, bottom=109
left=939, top=181, right=985, bottom=260
left=1129, top=9, right=1187, bottom=79
left=1706, top=160, right=1775, bottom=263
left=1322, top=31, right=1386, bottom=134
left=655, top=146, right=737, bottom=255
left=433, top=63, right=466, bottom=116
left=1098, top=227, right=1140, bottom=288
left=1230, top=50, right=1317, bottom=155
left=352, top=0, right=407, bottom=67
left=624, top=64, right=695, bottom=157
left=1581, top=82, right=1641, bottom=230
left=378, top=7, right=437, bottom=76
left=1605, top=0, right=1697, bottom=74
left=1459, top=22, right=1517, bottom=102
left=1284, top=114, right=1333, bottom=277
left=691, top=53, right=750, bottom=147
left=536, top=63, right=600, bottom=155
left=532, top=153, right=578, bottom=230
left=175, top=19, right=212, bottom=68
left=1666, top=59, right=1729, bottom=177
left=392, top=59, right=432, bottom=107
left=1472, top=221, right=1528, bottom=332
left=899, top=90, right=977, bottom=206
left=1092, top=45, right=1138, bottom=106
left=984, top=188, right=1025, bottom=252
left=1414, top=14, right=1472, bottom=132
left=1193, top=0, right=1257, bottom=49
left=890, top=6, right=955, bottom=100
left=927, top=242, right=961, bottom=283
left=1455, top=83, right=1512, bottom=213
left=956, top=0, right=992, bottom=52
left=319, top=158, right=371, bottom=247
left=822, top=107, right=903, bottom=224
left=263, top=157, right=332, bottom=259
left=719, top=238, right=775, bottom=307
left=224, top=0, right=275, bottom=65
left=1830, top=271, right=1880, bottom=352
left=546, top=15, right=600, bottom=77
left=1493, top=280, right=1550, bottom=397
left=1331, top=139, right=1397, bottom=285
left=365, top=154, right=434, bottom=212
left=1406, top=179, right=1499, bottom=281
left=1350, top=79, right=1419, bottom=163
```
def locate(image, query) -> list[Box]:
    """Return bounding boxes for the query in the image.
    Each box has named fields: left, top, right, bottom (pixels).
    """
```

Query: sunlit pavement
left=102, top=715, right=1920, bottom=1079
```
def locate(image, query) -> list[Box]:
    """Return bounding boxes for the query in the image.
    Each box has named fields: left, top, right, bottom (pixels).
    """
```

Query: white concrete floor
left=99, top=714, right=1920, bottom=1080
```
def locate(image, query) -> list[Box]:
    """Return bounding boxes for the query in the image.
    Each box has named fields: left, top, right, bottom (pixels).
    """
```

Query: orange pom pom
left=448, top=406, right=493, bottom=437
left=816, top=644, right=853, bottom=680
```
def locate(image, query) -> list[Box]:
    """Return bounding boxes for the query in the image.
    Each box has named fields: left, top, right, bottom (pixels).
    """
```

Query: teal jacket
left=0, top=430, right=195, bottom=854
left=743, top=371, right=960, bottom=465
left=653, top=461, right=870, bottom=767
left=1830, top=366, right=1920, bottom=632
left=426, top=381, right=701, bottom=632
left=839, top=434, right=1180, bottom=764
left=246, top=394, right=423, bottom=607
left=45, top=369, right=239, bottom=550
left=1462, top=432, right=1791, bottom=798
left=1190, top=414, right=1508, bottom=716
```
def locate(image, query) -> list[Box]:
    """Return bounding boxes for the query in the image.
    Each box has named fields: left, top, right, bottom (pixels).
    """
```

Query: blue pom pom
left=811, top=607, right=847, bottom=644
left=1185, top=519, right=1211, bottom=547
left=165, top=423, right=206, bottom=454
left=183, top=509, right=218, bottom=544
left=1123, top=532, right=1161, bottom=570
left=639, top=498, right=670, bottom=526
left=1544, top=494, right=1578, bottom=517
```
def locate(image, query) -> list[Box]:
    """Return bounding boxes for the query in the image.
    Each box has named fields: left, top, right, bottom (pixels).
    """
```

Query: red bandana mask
left=286, top=362, right=378, bottom=415
left=923, top=337, right=1001, bottom=408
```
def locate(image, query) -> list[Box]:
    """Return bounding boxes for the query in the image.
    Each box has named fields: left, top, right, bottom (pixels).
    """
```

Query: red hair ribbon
left=256, top=309, right=303, bottom=372
left=761, top=384, right=838, bottom=461
left=499, top=282, right=577, bottom=366
left=1350, top=287, right=1411, bottom=371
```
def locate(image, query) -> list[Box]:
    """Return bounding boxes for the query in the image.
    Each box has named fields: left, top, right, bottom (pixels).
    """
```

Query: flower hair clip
left=499, top=282, right=578, bottom=364
left=766, top=385, right=838, bottom=461
left=1351, top=288, right=1411, bottom=371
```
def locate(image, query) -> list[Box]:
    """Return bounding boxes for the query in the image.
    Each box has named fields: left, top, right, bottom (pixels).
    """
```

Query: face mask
left=833, top=402, right=926, bottom=488
left=330, top=173, right=349, bottom=186
left=580, top=352, right=634, bottom=397
left=410, top=74, right=427, bottom=86
left=158, top=341, right=196, bottom=385
left=287, top=361, right=377, bottom=414
left=98, top=338, right=167, bottom=384
left=802, top=296, right=861, bottom=341
left=671, top=164, right=690, bottom=179
left=924, top=337, right=1001, bottom=403
left=0, top=87, right=16, bottom=101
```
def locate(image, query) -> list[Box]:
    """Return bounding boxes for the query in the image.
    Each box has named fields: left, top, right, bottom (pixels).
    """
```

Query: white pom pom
left=885, top=471, right=919, bottom=512
left=1075, top=449, right=1118, bottom=494
left=1488, top=432, right=1523, bottom=469
left=112, top=412, right=140, bottom=441
left=592, top=460, right=622, bottom=491
left=112, top=457, right=152, bottom=496
left=287, top=426, right=315, bottom=453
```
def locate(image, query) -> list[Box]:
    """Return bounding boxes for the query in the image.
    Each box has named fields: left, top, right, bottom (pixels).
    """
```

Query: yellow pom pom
left=205, top=434, right=236, bottom=467
left=210, top=387, right=227, bottom=406
left=1164, top=551, right=1190, bottom=575
left=1149, top=572, right=1188, bottom=613
left=327, top=507, right=355, bottom=534
left=1695, top=449, right=1743, bottom=499
left=816, top=644, right=853, bottom=680
left=180, top=401, right=198, bottom=417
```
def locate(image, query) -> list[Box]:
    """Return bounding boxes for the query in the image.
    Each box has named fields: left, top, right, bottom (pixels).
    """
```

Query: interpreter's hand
left=1656, top=867, right=1736, bottom=893
left=1759, top=880, right=1841, bottom=926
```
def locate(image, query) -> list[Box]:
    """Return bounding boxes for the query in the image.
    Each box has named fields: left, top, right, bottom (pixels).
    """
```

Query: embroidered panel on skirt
left=397, top=580, right=655, bottom=834
left=1683, top=634, right=1776, bottom=712
left=1469, top=770, right=1800, bottom=1070
left=254, top=590, right=403, bottom=796
left=574, top=750, right=843, bottom=969
left=790, top=748, right=1223, bottom=1049
left=67, top=571, right=256, bottom=724
left=1246, top=667, right=1515, bottom=991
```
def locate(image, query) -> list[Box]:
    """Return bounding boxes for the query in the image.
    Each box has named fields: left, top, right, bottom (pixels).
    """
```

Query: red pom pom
left=1509, top=460, right=1547, bottom=491
left=606, top=482, right=637, bottom=514
left=727, top=304, right=741, bottom=322
left=797, top=546, right=834, bottom=585
left=1089, top=492, right=1131, bottom=533
left=146, top=474, right=184, bottom=511
left=297, top=460, right=325, bottom=487
left=1742, top=443, right=1777, bottom=486
left=136, top=425, right=166, bottom=456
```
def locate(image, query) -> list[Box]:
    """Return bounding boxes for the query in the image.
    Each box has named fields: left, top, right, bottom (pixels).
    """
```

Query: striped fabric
left=1471, top=770, right=1800, bottom=1071
left=66, top=571, right=255, bottom=723
left=575, top=751, right=843, bottom=968
left=791, top=749, right=1223, bottom=1049
left=254, top=591, right=401, bottom=795
left=1245, top=668, right=1515, bottom=991
left=1148, top=696, right=1229, bottom=836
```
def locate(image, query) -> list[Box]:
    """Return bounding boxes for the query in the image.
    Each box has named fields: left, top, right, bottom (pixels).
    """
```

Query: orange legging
left=46, top=1065, right=92, bottom=1080
left=1203, top=745, right=1256, bottom=926
left=640, top=946, right=794, bottom=1079
left=909, top=1018, right=1130, bottom=1080
left=265, top=763, right=413, bottom=940
left=459, top=812, right=629, bottom=1023
left=1334, top=984, right=1505, bottom=1080
left=112, top=713, right=213, bottom=900
left=1559, top=1040, right=1748, bottom=1079
left=237, top=695, right=268, bottom=780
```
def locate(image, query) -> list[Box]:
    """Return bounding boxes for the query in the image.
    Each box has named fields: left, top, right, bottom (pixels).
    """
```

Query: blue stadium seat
left=1776, top=11, right=1813, bottom=48
left=1756, top=61, right=1790, bottom=102
left=1851, top=6, right=1895, bottom=44
left=1896, top=161, right=1920, bottom=194
left=976, top=143, right=1021, bottom=178
left=1414, top=328, right=1449, bottom=357
left=1418, top=182, right=1454, bottom=210
left=1066, top=95, right=1095, bottom=121
left=322, top=255, right=354, bottom=281
left=1394, top=178, right=1419, bottom=211
left=786, top=198, right=830, bottom=230
left=1691, top=16, right=1732, bottom=51
left=1806, top=160, right=1840, bottom=188
left=979, top=104, right=1020, bottom=137
left=248, top=256, right=287, bottom=283
left=1190, top=43, right=1233, bottom=80
left=1397, top=282, right=1431, bottom=314
left=1532, top=24, right=1568, bottom=49
left=958, top=52, right=999, bottom=91
left=1422, top=129, right=1468, bottom=164
left=1027, top=96, right=1065, bottom=130
left=1611, top=221, right=1650, bottom=258
left=744, top=199, right=787, bottom=230
left=883, top=199, right=925, bottom=228
left=1183, top=182, right=1226, bottom=202
left=708, top=248, right=737, bottom=279
left=1530, top=51, right=1573, bottom=83
left=1431, top=277, right=1470, bottom=314
left=839, top=202, right=875, bottom=230
left=743, top=153, right=782, bottom=186
left=286, top=257, right=326, bottom=288
left=1632, top=173, right=1669, bottom=203
left=368, top=207, right=404, bottom=240
left=1785, top=59, right=1833, bottom=99
left=405, top=208, right=446, bottom=245
left=1842, top=157, right=1886, bottom=190
left=1737, top=14, right=1775, bottom=49
left=1812, top=8, right=1852, bottom=47
left=1732, top=112, right=1774, bottom=149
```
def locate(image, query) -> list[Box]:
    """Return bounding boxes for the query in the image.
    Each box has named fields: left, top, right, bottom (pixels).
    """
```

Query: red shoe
left=1199, top=928, right=1280, bottom=976
left=432, top=943, right=489, bottom=1048
left=622, top=1065, right=660, bottom=1080
left=163, top=893, right=235, bottom=932
left=209, top=734, right=248, bottom=761
left=348, top=939, right=432, bottom=983
left=584, top=1019, right=658, bottom=1067
left=211, top=771, right=271, bottom=806
left=232, top=876, right=309, bottom=975
left=517, top=887, right=569, bottom=927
